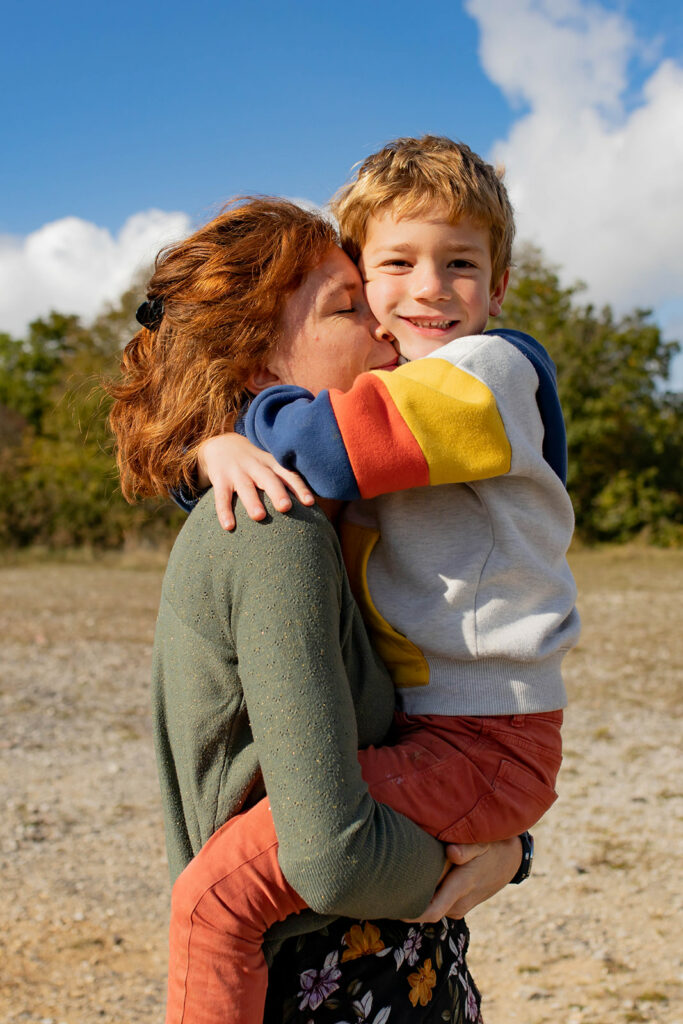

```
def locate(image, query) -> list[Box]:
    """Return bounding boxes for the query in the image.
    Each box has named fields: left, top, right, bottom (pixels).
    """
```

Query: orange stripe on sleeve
left=329, top=375, right=429, bottom=498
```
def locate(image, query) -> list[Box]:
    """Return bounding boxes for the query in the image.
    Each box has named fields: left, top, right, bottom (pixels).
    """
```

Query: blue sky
left=2, top=0, right=512, bottom=233
left=2, top=0, right=682, bottom=386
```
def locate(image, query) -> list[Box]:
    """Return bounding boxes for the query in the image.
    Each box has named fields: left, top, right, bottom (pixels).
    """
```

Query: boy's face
left=359, top=208, right=509, bottom=361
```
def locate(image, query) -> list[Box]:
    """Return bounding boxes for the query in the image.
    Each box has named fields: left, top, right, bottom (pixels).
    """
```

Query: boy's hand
left=197, top=433, right=315, bottom=531
left=406, top=836, right=522, bottom=922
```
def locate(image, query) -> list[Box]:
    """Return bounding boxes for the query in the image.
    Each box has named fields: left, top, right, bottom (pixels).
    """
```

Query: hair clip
left=136, top=297, right=165, bottom=331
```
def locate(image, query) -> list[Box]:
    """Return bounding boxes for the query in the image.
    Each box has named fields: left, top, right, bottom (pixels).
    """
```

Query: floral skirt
left=265, top=916, right=483, bottom=1023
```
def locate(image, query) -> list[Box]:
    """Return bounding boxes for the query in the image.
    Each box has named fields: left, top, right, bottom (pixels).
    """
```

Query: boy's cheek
left=364, top=278, right=417, bottom=354
left=364, top=276, right=391, bottom=323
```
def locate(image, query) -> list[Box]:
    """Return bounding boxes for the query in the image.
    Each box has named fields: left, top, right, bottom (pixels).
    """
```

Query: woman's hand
left=408, top=836, right=523, bottom=922
left=197, top=433, right=315, bottom=531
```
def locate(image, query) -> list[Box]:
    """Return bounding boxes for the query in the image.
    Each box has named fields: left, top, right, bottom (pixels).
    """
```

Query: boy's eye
left=449, top=259, right=476, bottom=269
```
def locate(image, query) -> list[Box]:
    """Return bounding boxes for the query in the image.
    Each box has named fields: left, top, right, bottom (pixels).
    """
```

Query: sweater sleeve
left=245, top=330, right=567, bottom=499
left=169, top=481, right=204, bottom=513
left=226, top=501, right=445, bottom=919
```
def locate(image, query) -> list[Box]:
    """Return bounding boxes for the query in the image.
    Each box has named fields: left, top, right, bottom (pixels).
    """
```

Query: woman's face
left=254, top=247, right=398, bottom=395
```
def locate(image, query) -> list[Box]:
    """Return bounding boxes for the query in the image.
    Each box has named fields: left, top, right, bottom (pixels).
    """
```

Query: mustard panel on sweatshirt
left=375, top=359, right=512, bottom=486
left=341, top=520, right=429, bottom=689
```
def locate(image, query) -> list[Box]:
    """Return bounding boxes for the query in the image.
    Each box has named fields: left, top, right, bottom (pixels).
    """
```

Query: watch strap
left=510, top=831, right=534, bottom=884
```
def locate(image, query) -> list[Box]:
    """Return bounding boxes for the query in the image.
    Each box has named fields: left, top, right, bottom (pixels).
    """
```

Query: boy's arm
left=245, top=329, right=567, bottom=500
left=168, top=434, right=314, bottom=529
left=196, top=434, right=314, bottom=530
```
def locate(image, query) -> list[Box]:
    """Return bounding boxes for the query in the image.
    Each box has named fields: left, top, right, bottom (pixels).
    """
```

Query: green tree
left=0, top=313, right=81, bottom=431
left=0, top=287, right=183, bottom=549
left=500, top=246, right=682, bottom=543
left=1, top=251, right=681, bottom=548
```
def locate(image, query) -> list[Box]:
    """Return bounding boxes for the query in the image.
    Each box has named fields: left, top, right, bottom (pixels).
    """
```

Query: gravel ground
left=2, top=547, right=682, bottom=1024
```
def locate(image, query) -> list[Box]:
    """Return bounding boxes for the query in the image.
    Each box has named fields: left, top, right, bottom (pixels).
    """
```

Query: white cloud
left=0, top=210, right=191, bottom=336
left=469, top=0, right=636, bottom=116
left=466, top=0, right=683, bottom=387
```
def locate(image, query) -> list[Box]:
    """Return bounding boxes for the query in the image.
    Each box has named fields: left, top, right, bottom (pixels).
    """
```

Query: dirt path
left=2, top=548, right=682, bottom=1023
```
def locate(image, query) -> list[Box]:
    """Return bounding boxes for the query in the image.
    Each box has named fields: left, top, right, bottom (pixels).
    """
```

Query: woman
left=109, top=198, right=523, bottom=1023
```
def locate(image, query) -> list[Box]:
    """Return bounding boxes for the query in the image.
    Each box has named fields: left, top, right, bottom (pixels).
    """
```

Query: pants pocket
left=438, top=757, right=559, bottom=844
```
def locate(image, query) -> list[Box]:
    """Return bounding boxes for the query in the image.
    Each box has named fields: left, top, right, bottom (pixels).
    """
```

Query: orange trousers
left=166, top=710, right=562, bottom=1024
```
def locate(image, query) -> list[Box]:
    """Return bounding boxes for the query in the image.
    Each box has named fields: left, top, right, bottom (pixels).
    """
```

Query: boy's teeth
left=407, top=318, right=453, bottom=329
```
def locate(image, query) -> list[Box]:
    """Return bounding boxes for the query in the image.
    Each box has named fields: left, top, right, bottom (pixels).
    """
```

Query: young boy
left=166, top=135, right=580, bottom=1023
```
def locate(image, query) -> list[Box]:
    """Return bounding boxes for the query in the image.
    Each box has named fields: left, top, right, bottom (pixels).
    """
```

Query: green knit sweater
left=152, top=493, right=445, bottom=922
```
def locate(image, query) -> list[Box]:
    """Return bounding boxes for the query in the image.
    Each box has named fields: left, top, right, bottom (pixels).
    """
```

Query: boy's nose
left=413, top=266, right=449, bottom=301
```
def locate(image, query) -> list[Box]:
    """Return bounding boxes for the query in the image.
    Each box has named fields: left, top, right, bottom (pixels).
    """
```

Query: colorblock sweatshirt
left=245, top=329, right=581, bottom=716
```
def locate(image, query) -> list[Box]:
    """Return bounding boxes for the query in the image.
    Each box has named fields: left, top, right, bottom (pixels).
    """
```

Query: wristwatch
left=510, top=831, right=534, bottom=884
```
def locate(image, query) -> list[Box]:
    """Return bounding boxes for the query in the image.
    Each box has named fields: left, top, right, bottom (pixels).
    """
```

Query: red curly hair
left=108, top=198, right=337, bottom=501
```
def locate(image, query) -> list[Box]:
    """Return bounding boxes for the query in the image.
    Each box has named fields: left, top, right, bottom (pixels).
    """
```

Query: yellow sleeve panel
left=341, top=520, right=429, bottom=689
left=373, top=359, right=512, bottom=486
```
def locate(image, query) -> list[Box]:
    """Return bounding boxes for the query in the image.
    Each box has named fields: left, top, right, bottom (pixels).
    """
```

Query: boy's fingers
left=257, top=471, right=293, bottom=513
left=234, top=476, right=267, bottom=522
left=256, top=454, right=313, bottom=507
left=277, top=468, right=315, bottom=506
left=253, top=458, right=312, bottom=511
left=213, top=483, right=236, bottom=531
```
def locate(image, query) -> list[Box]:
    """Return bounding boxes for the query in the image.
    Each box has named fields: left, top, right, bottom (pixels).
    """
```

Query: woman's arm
left=222, top=498, right=447, bottom=919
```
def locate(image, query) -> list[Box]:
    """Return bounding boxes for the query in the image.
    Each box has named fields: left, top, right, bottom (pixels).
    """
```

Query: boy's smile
left=359, top=209, right=509, bottom=362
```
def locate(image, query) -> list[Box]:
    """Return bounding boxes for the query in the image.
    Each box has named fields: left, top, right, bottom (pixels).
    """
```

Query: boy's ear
left=246, top=367, right=281, bottom=395
left=488, top=268, right=510, bottom=318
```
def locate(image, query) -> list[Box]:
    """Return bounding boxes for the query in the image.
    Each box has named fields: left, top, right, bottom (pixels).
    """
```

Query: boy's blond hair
left=331, top=135, right=515, bottom=287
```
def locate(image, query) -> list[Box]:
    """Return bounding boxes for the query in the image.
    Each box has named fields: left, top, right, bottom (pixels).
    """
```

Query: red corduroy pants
left=166, top=710, right=562, bottom=1024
